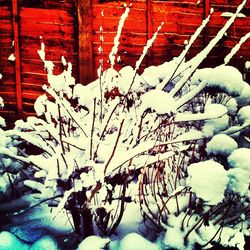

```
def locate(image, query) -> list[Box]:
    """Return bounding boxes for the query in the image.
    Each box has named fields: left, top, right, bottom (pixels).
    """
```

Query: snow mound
left=206, top=134, right=238, bottom=156
left=118, top=66, right=143, bottom=93
left=237, top=105, right=250, bottom=125
left=77, top=235, right=110, bottom=250
left=202, top=104, right=229, bottom=136
left=0, top=231, right=28, bottom=250
left=236, top=82, right=250, bottom=106
left=227, top=167, right=250, bottom=196
left=141, top=60, right=177, bottom=87
left=29, top=236, right=58, bottom=250
left=140, top=89, right=176, bottom=115
left=192, top=65, right=245, bottom=96
left=187, top=160, right=228, bottom=205
left=163, top=226, right=184, bottom=249
left=225, top=98, right=237, bottom=116
left=118, top=233, right=158, bottom=250
left=228, top=148, right=250, bottom=171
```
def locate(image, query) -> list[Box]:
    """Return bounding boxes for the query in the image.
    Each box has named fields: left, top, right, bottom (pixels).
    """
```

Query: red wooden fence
left=0, top=0, right=250, bottom=124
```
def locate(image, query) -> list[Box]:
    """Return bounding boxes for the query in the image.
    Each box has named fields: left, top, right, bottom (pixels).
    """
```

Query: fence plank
left=12, top=0, right=22, bottom=117
left=78, top=0, right=94, bottom=84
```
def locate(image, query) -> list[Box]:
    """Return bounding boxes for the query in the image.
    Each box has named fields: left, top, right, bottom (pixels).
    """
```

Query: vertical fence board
left=147, top=0, right=153, bottom=66
left=12, top=0, right=22, bottom=117
left=78, top=0, right=94, bottom=84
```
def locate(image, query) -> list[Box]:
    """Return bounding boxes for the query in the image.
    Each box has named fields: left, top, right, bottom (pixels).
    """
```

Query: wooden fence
left=0, top=0, right=250, bottom=124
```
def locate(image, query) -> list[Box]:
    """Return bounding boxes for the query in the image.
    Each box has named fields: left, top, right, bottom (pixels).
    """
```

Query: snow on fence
left=0, top=0, right=250, bottom=124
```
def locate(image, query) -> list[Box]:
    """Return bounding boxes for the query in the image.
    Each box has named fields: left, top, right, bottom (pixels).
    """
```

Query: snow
left=140, top=89, right=176, bottom=115
left=236, top=81, right=250, bottom=106
left=169, top=0, right=247, bottom=97
left=109, top=6, right=130, bottom=68
left=135, top=22, right=164, bottom=73
left=0, top=117, right=6, bottom=128
left=0, top=232, right=58, bottom=250
left=73, top=81, right=98, bottom=109
left=237, top=105, right=250, bottom=124
left=29, top=236, right=58, bottom=250
left=221, top=12, right=246, bottom=18
left=118, top=66, right=143, bottom=93
left=1, top=3, right=250, bottom=250
left=187, top=160, right=229, bottom=205
left=192, top=65, right=245, bottom=96
left=0, top=96, right=4, bottom=109
left=0, top=231, right=28, bottom=250
left=224, top=32, right=250, bottom=65
left=228, top=148, right=250, bottom=171
left=219, top=228, right=245, bottom=250
left=227, top=167, right=249, bottom=196
left=202, top=103, right=229, bottom=136
left=77, top=236, right=110, bottom=250
left=163, top=226, right=184, bottom=249
left=227, top=148, right=250, bottom=195
left=225, top=97, right=237, bottom=115
left=206, top=134, right=238, bottom=156
left=245, top=61, right=250, bottom=69
left=34, top=94, right=48, bottom=116
left=117, top=233, right=158, bottom=250
left=8, top=53, right=15, bottom=61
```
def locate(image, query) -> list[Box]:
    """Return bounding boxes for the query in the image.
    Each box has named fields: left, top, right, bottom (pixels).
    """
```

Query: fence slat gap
left=12, top=0, right=23, bottom=118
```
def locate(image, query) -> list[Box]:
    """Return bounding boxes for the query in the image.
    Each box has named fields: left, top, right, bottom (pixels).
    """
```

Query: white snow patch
left=221, top=12, right=246, bottom=18
left=206, top=134, right=238, bottom=156
left=228, top=148, right=250, bottom=171
left=236, top=82, right=250, bottom=106
left=29, top=236, right=58, bottom=250
left=187, top=160, right=228, bottom=205
left=227, top=167, right=250, bottom=196
left=8, top=53, right=15, bottom=61
left=225, top=98, right=237, bottom=115
left=237, top=105, right=250, bottom=124
left=118, top=233, right=158, bottom=250
left=163, top=226, right=184, bottom=249
left=77, top=236, right=110, bottom=250
left=140, top=89, right=176, bottom=115
left=0, top=231, right=29, bottom=250
left=192, top=65, right=245, bottom=96
left=202, top=103, right=229, bottom=136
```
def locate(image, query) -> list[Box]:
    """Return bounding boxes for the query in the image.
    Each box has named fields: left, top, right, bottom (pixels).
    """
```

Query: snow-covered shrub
left=0, top=95, right=25, bottom=202
left=0, top=1, right=250, bottom=249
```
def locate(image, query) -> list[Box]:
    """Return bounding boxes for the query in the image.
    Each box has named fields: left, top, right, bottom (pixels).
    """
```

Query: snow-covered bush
left=0, top=1, right=250, bottom=249
left=0, top=95, right=24, bottom=202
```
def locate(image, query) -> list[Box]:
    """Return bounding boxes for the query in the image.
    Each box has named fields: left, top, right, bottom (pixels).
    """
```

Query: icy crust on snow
left=191, top=65, right=245, bottom=96
left=187, top=160, right=229, bottom=205
left=206, top=134, right=238, bottom=156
